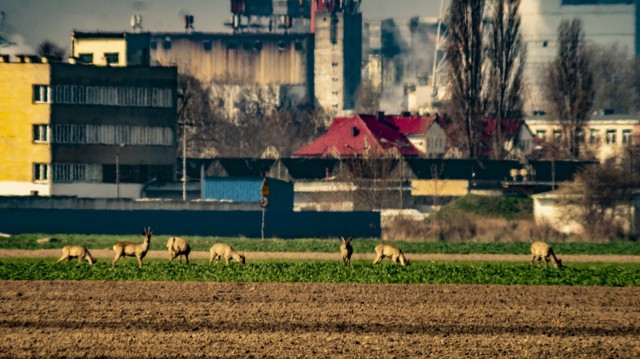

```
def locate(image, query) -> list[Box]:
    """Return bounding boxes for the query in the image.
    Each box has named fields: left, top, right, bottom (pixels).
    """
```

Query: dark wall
left=0, top=209, right=380, bottom=239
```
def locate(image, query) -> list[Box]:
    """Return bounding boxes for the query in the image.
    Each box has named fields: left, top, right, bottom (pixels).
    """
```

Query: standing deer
left=112, top=227, right=152, bottom=269
left=56, top=245, right=95, bottom=265
left=373, top=243, right=410, bottom=266
left=530, top=241, right=563, bottom=269
left=209, top=243, right=245, bottom=265
left=340, top=237, right=353, bottom=266
left=167, top=236, right=191, bottom=264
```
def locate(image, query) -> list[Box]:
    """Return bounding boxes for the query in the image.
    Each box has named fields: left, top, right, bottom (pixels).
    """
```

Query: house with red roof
left=293, top=114, right=421, bottom=158
left=386, top=114, right=448, bottom=157
left=479, top=118, right=534, bottom=158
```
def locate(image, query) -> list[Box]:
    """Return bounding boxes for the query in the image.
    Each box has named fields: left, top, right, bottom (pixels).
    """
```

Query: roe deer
left=167, top=236, right=191, bottom=264
left=56, top=245, right=95, bottom=265
left=530, top=241, right=563, bottom=269
left=373, top=243, right=410, bottom=266
left=340, top=237, right=353, bottom=266
left=112, top=227, right=152, bottom=269
left=209, top=243, right=245, bottom=265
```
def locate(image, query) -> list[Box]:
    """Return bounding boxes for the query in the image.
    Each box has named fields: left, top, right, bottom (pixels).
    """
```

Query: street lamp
left=178, top=121, right=193, bottom=201
left=115, top=143, right=125, bottom=198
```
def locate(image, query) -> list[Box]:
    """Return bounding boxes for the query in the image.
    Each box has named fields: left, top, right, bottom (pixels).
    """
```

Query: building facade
left=0, top=56, right=177, bottom=198
left=526, top=114, right=640, bottom=161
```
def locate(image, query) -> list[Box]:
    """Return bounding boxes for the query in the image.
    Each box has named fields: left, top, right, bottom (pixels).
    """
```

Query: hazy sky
left=0, top=0, right=449, bottom=52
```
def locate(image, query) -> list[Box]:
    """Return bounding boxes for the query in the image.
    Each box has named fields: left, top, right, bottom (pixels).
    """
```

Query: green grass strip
left=1, top=258, right=639, bottom=286
left=3, top=234, right=640, bottom=255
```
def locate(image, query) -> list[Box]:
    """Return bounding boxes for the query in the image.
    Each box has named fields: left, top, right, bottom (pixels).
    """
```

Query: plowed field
left=1, top=280, right=639, bottom=358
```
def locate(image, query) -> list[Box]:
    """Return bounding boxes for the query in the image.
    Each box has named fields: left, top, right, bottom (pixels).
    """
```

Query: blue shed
left=201, top=177, right=294, bottom=211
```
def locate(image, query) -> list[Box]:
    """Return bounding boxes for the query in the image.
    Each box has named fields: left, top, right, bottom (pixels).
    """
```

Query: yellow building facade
left=0, top=57, right=53, bottom=195
left=71, top=36, right=127, bottom=66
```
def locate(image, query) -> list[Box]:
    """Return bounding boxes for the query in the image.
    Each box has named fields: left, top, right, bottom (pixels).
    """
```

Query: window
left=33, top=125, right=49, bottom=143
left=542, top=40, right=548, bottom=48
left=104, top=52, right=119, bottom=65
left=590, top=129, right=600, bottom=144
left=33, top=163, right=49, bottom=182
left=606, top=129, right=617, bottom=144
left=78, top=53, right=93, bottom=64
left=33, top=85, right=51, bottom=103
left=552, top=129, right=562, bottom=141
left=535, top=130, right=547, bottom=139
left=52, top=164, right=87, bottom=183
left=622, top=129, right=632, bottom=145
left=163, top=39, right=172, bottom=50
left=150, top=41, right=157, bottom=50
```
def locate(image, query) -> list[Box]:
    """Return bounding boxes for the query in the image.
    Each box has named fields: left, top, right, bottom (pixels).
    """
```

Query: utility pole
left=178, top=121, right=193, bottom=201
left=116, top=143, right=124, bottom=198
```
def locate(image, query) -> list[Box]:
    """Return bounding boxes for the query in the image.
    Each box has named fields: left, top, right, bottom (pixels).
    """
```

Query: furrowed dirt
left=1, top=281, right=639, bottom=358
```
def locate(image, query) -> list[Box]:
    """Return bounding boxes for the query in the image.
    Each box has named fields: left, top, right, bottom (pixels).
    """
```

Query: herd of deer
left=55, top=227, right=563, bottom=270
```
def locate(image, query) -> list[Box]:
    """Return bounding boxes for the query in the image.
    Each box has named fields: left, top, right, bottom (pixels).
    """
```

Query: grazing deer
left=56, top=245, right=95, bottom=265
left=112, top=227, right=152, bottom=269
left=209, top=243, right=245, bottom=265
left=530, top=241, right=563, bottom=269
left=340, top=237, right=353, bottom=266
left=373, top=243, right=410, bottom=266
left=167, top=236, right=191, bottom=264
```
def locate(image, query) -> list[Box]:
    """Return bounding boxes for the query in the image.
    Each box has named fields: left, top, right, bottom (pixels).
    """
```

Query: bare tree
left=444, top=0, right=487, bottom=158
left=177, top=73, right=221, bottom=158
left=559, top=163, right=635, bottom=239
left=485, top=0, right=526, bottom=159
left=545, top=19, right=595, bottom=159
left=36, top=40, right=66, bottom=61
left=354, top=79, right=382, bottom=114
left=589, top=43, right=637, bottom=115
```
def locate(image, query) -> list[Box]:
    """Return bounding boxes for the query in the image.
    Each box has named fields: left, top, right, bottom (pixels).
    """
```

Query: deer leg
left=544, top=256, right=550, bottom=269
left=56, top=255, right=67, bottom=264
left=216, top=255, right=221, bottom=265
left=530, top=255, right=535, bottom=266
left=78, top=257, right=83, bottom=264
left=137, top=255, right=143, bottom=269
left=225, top=257, right=230, bottom=265
left=373, top=255, right=383, bottom=265
left=185, top=254, right=189, bottom=265
left=112, top=253, right=122, bottom=268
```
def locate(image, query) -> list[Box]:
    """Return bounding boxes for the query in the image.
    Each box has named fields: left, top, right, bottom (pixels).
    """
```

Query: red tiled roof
left=293, top=115, right=421, bottom=157
left=386, top=116, right=436, bottom=135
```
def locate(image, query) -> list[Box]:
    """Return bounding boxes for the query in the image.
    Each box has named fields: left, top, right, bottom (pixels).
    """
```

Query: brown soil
left=1, top=248, right=640, bottom=263
left=1, top=281, right=639, bottom=358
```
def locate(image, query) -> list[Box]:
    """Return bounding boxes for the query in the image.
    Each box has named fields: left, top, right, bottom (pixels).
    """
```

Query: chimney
left=184, top=15, right=195, bottom=34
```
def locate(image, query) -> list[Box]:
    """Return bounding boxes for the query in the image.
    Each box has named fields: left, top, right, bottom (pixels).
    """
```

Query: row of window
left=77, top=52, right=119, bottom=65
left=33, top=124, right=174, bottom=146
left=535, top=129, right=633, bottom=145
left=33, top=163, right=174, bottom=183
left=33, top=85, right=173, bottom=108
left=150, top=39, right=305, bottom=52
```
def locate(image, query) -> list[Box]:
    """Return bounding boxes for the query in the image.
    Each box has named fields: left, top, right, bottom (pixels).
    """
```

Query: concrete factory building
left=70, top=0, right=363, bottom=114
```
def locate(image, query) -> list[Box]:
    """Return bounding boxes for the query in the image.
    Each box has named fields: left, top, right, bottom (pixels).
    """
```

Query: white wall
left=0, top=182, right=51, bottom=196
left=51, top=183, right=144, bottom=199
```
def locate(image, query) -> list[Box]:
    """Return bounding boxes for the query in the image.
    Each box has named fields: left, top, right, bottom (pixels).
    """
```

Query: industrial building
left=0, top=55, right=178, bottom=198
left=520, top=0, right=640, bottom=113
left=70, top=0, right=363, bottom=114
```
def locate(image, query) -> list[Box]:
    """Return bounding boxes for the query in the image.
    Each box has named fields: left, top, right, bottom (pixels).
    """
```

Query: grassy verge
left=2, top=234, right=640, bottom=255
left=1, top=258, right=639, bottom=286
